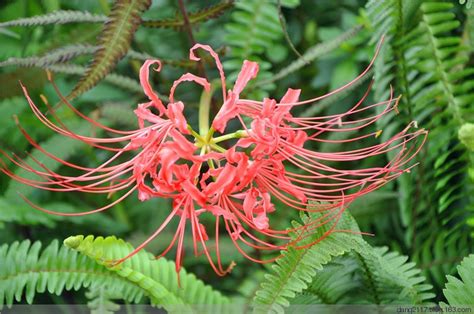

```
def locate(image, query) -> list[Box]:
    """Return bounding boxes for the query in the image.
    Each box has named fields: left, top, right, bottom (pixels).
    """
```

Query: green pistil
left=194, top=81, right=248, bottom=154
left=193, top=129, right=246, bottom=152
left=199, top=88, right=212, bottom=137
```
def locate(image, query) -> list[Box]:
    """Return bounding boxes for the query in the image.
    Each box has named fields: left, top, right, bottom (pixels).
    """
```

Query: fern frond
left=45, top=64, right=143, bottom=94
left=0, top=10, right=107, bottom=28
left=143, top=1, right=234, bottom=29
left=67, top=0, right=151, bottom=100
left=290, top=256, right=360, bottom=304
left=0, top=44, right=227, bottom=72
left=253, top=210, right=433, bottom=313
left=86, top=285, right=121, bottom=314
left=290, top=246, right=434, bottom=306
left=355, top=247, right=435, bottom=304
left=252, top=211, right=363, bottom=313
left=256, top=25, right=362, bottom=87
left=405, top=1, right=473, bottom=245
left=460, top=0, right=474, bottom=9
left=442, top=254, right=474, bottom=305
left=223, top=0, right=284, bottom=97
left=414, top=231, right=469, bottom=288
left=0, top=45, right=99, bottom=68
left=1, top=237, right=231, bottom=311
left=367, top=0, right=474, bottom=290
left=0, top=240, right=144, bottom=308
left=64, top=235, right=232, bottom=311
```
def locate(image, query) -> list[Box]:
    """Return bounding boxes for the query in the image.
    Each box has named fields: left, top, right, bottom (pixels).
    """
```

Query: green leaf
left=459, top=123, right=474, bottom=151
left=64, top=235, right=233, bottom=312
left=45, top=64, right=143, bottom=94
left=67, top=0, right=151, bottom=100
left=0, top=10, right=107, bottom=28
left=1, top=237, right=232, bottom=311
left=256, top=25, right=362, bottom=87
left=0, top=239, right=143, bottom=308
left=253, top=211, right=361, bottom=313
left=443, top=254, right=474, bottom=306
left=252, top=210, right=433, bottom=313
left=367, top=0, right=474, bottom=290
left=0, top=44, right=99, bottom=68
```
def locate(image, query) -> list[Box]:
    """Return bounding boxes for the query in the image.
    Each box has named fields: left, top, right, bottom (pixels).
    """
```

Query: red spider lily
left=0, top=40, right=427, bottom=277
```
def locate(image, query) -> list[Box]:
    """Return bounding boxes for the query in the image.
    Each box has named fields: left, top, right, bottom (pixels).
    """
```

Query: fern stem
left=177, top=0, right=209, bottom=80
left=255, top=25, right=362, bottom=87
left=393, top=0, right=424, bottom=251
left=354, top=252, right=381, bottom=304
left=394, top=0, right=414, bottom=120
left=276, top=0, right=305, bottom=61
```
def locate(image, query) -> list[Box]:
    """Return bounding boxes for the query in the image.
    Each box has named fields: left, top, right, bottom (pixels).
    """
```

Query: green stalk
left=198, top=80, right=219, bottom=137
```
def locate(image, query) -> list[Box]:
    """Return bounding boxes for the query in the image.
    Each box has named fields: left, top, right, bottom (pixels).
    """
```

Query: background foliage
left=0, top=0, right=473, bottom=312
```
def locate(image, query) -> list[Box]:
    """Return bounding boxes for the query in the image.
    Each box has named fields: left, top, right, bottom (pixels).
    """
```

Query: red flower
left=0, top=42, right=427, bottom=276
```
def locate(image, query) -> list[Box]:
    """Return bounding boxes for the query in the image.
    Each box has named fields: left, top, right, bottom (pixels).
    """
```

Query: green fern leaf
left=45, top=64, right=143, bottom=94
left=256, top=25, right=362, bottom=87
left=0, top=45, right=224, bottom=72
left=460, top=0, right=474, bottom=9
left=143, top=1, right=234, bottom=29
left=366, top=0, right=474, bottom=290
left=223, top=0, right=285, bottom=98
left=1, top=237, right=231, bottom=311
left=459, top=123, right=474, bottom=151
left=356, top=247, right=435, bottom=304
left=253, top=209, right=433, bottom=313
left=252, top=211, right=364, bottom=313
left=0, top=10, right=107, bottom=28
left=290, top=256, right=360, bottom=304
left=67, top=0, right=151, bottom=100
left=64, top=235, right=232, bottom=312
left=443, top=254, right=474, bottom=305
left=0, top=44, right=99, bottom=68
left=0, top=239, right=144, bottom=309
left=86, top=285, right=122, bottom=314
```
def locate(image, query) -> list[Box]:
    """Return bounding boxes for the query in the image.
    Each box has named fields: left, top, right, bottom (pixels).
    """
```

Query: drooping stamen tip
left=227, top=260, right=237, bottom=273
left=46, top=70, right=53, bottom=82
left=13, top=114, right=20, bottom=125
left=394, top=96, right=401, bottom=114
left=375, top=130, right=383, bottom=138
left=40, top=94, right=49, bottom=106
